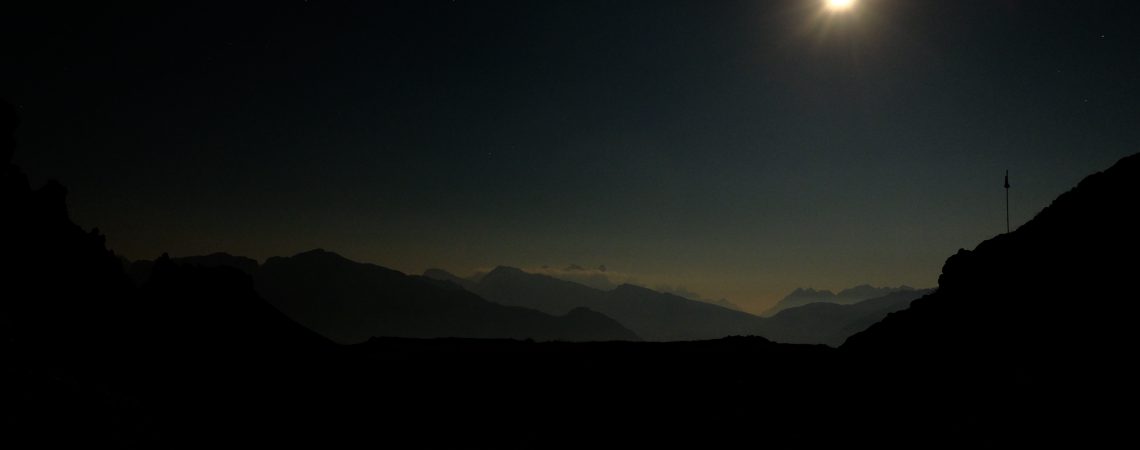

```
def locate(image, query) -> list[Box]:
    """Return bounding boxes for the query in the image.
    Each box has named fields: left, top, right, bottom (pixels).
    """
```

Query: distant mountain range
left=127, top=250, right=923, bottom=345
left=760, top=289, right=930, bottom=346
left=761, top=284, right=917, bottom=316
left=425, top=266, right=925, bottom=344
left=258, top=250, right=638, bottom=343
left=129, top=251, right=638, bottom=344
left=431, top=266, right=764, bottom=341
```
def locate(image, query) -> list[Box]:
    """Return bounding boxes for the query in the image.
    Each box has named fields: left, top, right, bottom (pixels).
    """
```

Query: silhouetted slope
left=2, top=110, right=144, bottom=450
left=1, top=176, right=136, bottom=353
left=472, top=266, right=766, bottom=341
left=1, top=103, right=135, bottom=356
left=846, top=154, right=1140, bottom=354
left=759, top=289, right=930, bottom=346
left=0, top=165, right=326, bottom=357
left=1, top=102, right=333, bottom=448
left=254, top=250, right=639, bottom=343
left=843, top=153, right=1140, bottom=446
left=762, top=284, right=916, bottom=316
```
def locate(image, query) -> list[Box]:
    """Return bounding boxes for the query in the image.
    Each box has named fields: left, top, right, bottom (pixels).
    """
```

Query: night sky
left=5, top=0, right=1139, bottom=312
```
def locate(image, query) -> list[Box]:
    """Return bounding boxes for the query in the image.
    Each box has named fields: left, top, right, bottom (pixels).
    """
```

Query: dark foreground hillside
left=843, top=152, right=1140, bottom=445
left=3, top=102, right=1138, bottom=448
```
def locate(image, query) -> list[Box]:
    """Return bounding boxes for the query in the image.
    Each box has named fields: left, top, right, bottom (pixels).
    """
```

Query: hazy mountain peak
left=759, top=289, right=932, bottom=347
left=484, top=265, right=528, bottom=278
left=276, top=249, right=373, bottom=269
left=422, top=268, right=478, bottom=291
left=764, top=284, right=920, bottom=317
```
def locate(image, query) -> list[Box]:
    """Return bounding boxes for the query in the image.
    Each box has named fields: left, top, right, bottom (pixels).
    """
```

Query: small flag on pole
left=1004, top=170, right=1010, bottom=233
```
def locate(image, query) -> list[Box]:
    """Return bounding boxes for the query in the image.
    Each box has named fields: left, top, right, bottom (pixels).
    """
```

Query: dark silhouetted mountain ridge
left=761, top=289, right=930, bottom=346
left=423, top=267, right=479, bottom=291
left=433, top=265, right=926, bottom=344
left=253, top=251, right=639, bottom=343
left=464, top=267, right=765, bottom=341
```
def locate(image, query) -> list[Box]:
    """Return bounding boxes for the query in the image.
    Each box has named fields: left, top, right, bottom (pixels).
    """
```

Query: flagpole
left=1004, top=170, right=1010, bottom=233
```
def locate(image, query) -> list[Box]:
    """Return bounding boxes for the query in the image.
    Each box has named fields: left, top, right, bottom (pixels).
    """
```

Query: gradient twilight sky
left=4, top=1, right=1139, bottom=313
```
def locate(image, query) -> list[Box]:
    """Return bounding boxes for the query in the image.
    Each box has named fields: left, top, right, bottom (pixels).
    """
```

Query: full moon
left=826, top=0, right=857, bottom=11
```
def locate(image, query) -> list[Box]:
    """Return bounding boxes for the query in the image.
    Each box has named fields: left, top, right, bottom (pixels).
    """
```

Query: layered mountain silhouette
left=427, top=266, right=930, bottom=344
left=762, top=284, right=917, bottom=316
left=128, top=251, right=640, bottom=343
left=433, top=266, right=764, bottom=341
left=135, top=253, right=917, bottom=345
left=254, top=250, right=639, bottom=343
left=760, top=289, right=930, bottom=346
